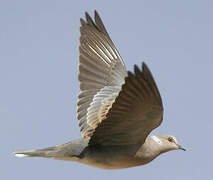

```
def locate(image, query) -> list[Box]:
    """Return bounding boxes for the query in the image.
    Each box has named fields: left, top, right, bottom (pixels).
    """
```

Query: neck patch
left=152, top=136, right=162, bottom=145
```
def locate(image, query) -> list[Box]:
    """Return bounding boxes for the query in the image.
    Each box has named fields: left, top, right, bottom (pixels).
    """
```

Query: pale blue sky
left=1, top=0, right=213, bottom=179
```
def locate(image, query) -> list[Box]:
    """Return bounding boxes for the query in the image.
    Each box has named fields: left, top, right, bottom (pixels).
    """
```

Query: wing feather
left=77, top=11, right=127, bottom=138
left=89, top=63, right=163, bottom=146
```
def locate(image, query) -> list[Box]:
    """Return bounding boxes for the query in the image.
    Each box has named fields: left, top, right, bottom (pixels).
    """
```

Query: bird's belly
left=76, top=145, right=147, bottom=169
left=77, top=155, right=144, bottom=169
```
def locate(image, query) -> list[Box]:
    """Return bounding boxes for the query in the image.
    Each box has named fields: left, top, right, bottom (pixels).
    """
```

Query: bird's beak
left=177, top=144, right=186, bottom=151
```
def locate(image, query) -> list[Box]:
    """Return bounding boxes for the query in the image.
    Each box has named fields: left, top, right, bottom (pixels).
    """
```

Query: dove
left=13, top=11, right=185, bottom=170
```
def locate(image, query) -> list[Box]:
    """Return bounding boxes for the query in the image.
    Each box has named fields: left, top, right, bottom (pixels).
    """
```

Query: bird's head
left=151, top=135, right=186, bottom=153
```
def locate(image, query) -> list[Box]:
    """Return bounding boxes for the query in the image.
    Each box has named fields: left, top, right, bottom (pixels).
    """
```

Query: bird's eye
left=168, top=137, right=174, bottom=142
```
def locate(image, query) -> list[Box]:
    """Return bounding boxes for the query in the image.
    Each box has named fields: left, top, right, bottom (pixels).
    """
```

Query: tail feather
left=13, top=139, right=87, bottom=160
left=12, top=146, right=57, bottom=158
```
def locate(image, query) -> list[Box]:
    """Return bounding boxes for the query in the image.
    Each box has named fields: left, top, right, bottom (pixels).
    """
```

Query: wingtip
left=94, top=10, right=99, bottom=17
left=85, top=11, right=96, bottom=26
left=133, top=62, right=149, bottom=74
left=85, top=11, right=89, bottom=18
left=142, top=62, right=151, bottom=74
left=134, top=64, right=140, bottom=72
left=80, top=18, right=86, bottom=26
left=142, top=62, right=148, bottom=69
left=85, top=12, right=92, bottom=22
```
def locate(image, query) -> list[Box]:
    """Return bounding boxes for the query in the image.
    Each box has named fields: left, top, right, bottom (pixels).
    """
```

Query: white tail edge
left=13, top=152, right=29, bottom=157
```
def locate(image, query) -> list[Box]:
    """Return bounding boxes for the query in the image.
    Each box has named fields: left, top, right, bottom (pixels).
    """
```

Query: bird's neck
left=135, top=136, right=163, bottom=162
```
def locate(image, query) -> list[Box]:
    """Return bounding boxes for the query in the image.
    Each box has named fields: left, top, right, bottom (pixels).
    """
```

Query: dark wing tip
left=80, top=18, right=86, bottom=26
left=142, top=62, right=150, bottom=73
left=134, top=64, right=141, bottom=76
left=80, top=10, right=110, bottom=37
left=85, top=12, right=90, bottom=19
left=142, top=62, right=163, bottom=107
left=94, top=10, right=109, bottom=36
left=94, top=10, right=99, bottom=17
left=142, top=62, right=155, bottom=82
left=94, top=10, right=102, bottom=23
left=85, top=12, right=95, bottom=26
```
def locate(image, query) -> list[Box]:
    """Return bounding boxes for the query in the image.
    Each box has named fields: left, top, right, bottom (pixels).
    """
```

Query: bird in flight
left=13, top=11, right=185, bottom=169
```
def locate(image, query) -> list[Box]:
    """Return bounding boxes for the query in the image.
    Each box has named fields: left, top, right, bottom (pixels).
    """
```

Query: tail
left=12, top=146, right=59, bottom=158
left=12, top=139, right=86, bottom=159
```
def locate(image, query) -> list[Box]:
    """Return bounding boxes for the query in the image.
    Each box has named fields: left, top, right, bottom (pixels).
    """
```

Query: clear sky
left=1, top=0, right=212, bottom=179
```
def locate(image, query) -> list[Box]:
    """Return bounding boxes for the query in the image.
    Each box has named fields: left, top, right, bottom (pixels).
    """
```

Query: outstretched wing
left=77, top=11, right=127, bottom=138
left=89, top=63, right=164, bottom=146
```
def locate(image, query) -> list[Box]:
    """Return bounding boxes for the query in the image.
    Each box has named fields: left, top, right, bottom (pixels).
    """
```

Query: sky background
left=1, top=0, right=213, bottom=179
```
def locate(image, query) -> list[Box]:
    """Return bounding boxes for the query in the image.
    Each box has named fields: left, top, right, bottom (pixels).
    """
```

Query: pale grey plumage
left=13, top=11, right=185, bottom=170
